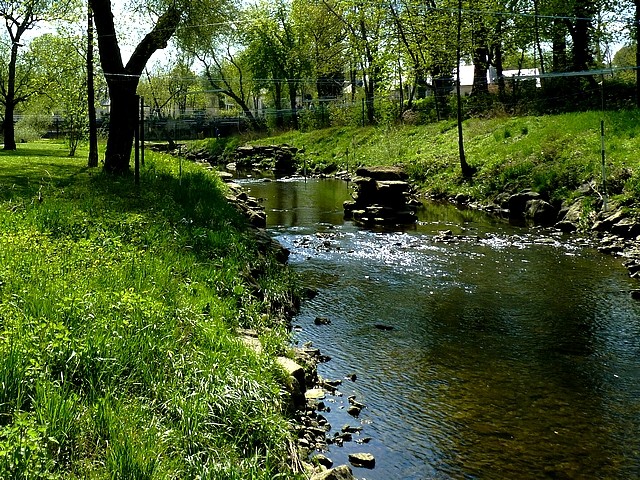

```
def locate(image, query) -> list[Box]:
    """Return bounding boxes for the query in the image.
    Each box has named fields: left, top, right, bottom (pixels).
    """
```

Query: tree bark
left=2, top=42, right=19, bottom=151
left=287, top=80, right=298, bottom=129
left=90, top=0, right=180, bottom=174
left=456, top=0, right=473, bottom=178
left=274, top=81, right=284, bottom=129
left=471, top=22, right=490, bottom=97
left=635, top=0, right=640, bottom=108
left=566, top=0, right=597, bottom=89
left=471, top=45, right=490, bottom=96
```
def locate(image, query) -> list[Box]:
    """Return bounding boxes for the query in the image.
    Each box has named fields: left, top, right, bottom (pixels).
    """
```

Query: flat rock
left=305, top=388, right=326, bottom=400
left=348, top=452, right=376, bottom=469
left=355, top=166, right=408, bottom=181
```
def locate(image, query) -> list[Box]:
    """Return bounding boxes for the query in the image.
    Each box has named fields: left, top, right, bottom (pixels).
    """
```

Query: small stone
left=356, top=437, right=372, bottom=444
left=348, top=452, right=376, bottom=469
left=314, top=316, right=331, bottom=326
left=374, top=324, right=394, bottom=331
left=315, top=454, right=334, bottom=468
left=342, top=424, right=363, bottom=434
left=345, top=373, right=357, bottom=382
left=347, top=406, right=361, bottom=417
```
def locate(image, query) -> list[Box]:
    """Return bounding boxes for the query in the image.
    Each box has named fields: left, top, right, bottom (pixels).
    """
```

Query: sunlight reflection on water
left=245, top=178, right=640, bottom=480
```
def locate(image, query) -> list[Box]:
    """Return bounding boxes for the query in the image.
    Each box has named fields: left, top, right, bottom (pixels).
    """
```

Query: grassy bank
left=0, top=142, right=301, bottom=478
left=241, top=109, right=640, bottom=212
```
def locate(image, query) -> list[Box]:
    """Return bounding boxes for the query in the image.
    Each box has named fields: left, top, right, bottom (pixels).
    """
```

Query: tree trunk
left=456, top=0, right=473, bottom=178
left=104, top=79, right=139, bottom=174
left=274, top=81, right=284, bottom=129
left=567, top=0, right=597, bottom=89
left=552, top=20, right=568, bottom=72
left=636, top=0, right=640, bottom=108
left=533, top=0, right=546, bottom=76
left=472, top=46, right=490, bottom=96
left=471, top=22, right=490, bottom=97
left=493, top=20, right=506, bottom=102
left=2, top=42, right=19, bottom=151
left=288, top=80, right=298, bottom=129
left=90, top=0, right=180, bottom=174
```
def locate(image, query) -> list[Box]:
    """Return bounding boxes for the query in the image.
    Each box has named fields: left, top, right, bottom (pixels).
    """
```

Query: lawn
left=0, top=141, right=301, bottom=479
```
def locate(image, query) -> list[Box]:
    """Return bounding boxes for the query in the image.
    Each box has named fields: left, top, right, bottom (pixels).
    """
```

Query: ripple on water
left=250, top=180, right=640, bottom=479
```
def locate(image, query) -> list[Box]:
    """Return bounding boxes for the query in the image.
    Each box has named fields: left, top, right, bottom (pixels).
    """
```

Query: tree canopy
left=2, top=0, right=639, bottom=171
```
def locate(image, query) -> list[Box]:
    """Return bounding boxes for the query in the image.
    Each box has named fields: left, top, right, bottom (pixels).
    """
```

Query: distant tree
left=174, top=1, right=264, bottom=130
left=30, top=33, right=103, bottom=156
left=0, top=0, right=78, bottom=150
left=294, top=0, right=347, bottom=102
left=635, top=0, right=640, bottom=107
left=612, top=44, right=635, bottom=83
left=244, top=0, right=313, bottom=129
left=321, top=0, right=389, bottom=125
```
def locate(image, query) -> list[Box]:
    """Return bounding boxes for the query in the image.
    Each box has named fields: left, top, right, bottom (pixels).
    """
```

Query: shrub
left=14, top=114, right=51, bottom=142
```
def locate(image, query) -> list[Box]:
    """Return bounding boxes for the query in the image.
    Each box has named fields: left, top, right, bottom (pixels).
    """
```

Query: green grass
left=0, top=141, right=301, bottom=479
left=243, top=109, right=640, bottom=210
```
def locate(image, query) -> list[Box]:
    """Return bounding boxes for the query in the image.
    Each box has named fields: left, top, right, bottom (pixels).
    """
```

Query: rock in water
left=310, top=465, right=356, bottom=480
left=348, top=452, right=376, bottom=469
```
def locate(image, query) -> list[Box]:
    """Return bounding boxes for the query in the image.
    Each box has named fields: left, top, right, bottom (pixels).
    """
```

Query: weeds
left=0, top=141, right=299, bottom=478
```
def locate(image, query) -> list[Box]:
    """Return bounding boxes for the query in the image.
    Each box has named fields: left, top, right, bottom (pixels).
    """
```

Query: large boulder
left=345, top=166, right=419, bottom=225
left=233, top=144, right=299, bottom=174
left=592, top=208, right=626, bottom=232
left=277, top=356, right=306, bottom=410
left=508, top=190, right=541, bottom=217
left=525, top=199, right=557, bottom=226
left=611, top=217, right=640, bottom=239
left=555, top=199, right=584, bottom=232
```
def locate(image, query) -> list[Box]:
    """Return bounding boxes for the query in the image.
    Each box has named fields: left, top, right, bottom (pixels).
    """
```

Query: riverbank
left=184, top=109, right=640, bottom=285
left=238, top=109, right=640, bottom=215
left=0, top=142, right=305, bottom=478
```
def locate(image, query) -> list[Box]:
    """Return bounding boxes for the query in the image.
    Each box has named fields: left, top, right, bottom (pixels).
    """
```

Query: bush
left=14, top=114, right=51, bottom=142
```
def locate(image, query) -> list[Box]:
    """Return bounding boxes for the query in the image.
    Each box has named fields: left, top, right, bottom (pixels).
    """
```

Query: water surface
left=244, top=178, right=640, bottom=479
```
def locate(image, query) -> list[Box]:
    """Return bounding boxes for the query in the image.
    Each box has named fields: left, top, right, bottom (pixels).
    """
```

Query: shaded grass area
left=0, top=141, right=301, bottom=479
left=248, top=109, right=640, bottom=211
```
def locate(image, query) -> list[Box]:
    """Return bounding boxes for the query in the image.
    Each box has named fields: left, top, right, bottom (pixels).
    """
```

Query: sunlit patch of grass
left=0, top=142, right=301, bottom=478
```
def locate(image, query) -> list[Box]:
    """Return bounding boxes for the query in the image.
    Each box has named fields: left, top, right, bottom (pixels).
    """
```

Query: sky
left=21, top=0, right=176, bottom=68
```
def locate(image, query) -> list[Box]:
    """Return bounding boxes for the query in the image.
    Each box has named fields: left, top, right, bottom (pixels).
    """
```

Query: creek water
left=243, top=177, right=640, bottom=479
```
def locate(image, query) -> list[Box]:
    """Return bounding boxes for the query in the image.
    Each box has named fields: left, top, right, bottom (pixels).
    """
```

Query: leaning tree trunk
left=288, top=80, right=299, bottom=129
left=87, top=6, right=99, bottom=167
left=274, top=81, right=284, bottom=129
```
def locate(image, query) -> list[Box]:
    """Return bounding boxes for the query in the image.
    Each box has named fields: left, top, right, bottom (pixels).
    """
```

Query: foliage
left=28, top=33, right=94, bottom=156
left=0, top=142, right=301, bottom=478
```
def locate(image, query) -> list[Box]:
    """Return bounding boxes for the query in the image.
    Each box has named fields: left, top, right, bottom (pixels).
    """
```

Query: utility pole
left=87, top=5, right=99, bottom=167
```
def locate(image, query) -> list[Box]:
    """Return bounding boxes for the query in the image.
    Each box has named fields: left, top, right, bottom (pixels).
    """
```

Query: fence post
left=140, top=96, right=145, bottom=167
left=134, top=95, right=140, bottom=186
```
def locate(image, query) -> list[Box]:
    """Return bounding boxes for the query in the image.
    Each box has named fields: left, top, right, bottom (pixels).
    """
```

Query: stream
left=243, top=177, right=640, bottom=479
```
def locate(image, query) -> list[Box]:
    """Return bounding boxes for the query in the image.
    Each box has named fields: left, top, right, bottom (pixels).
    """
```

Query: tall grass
left=0, top=141, right=301, bottom=479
